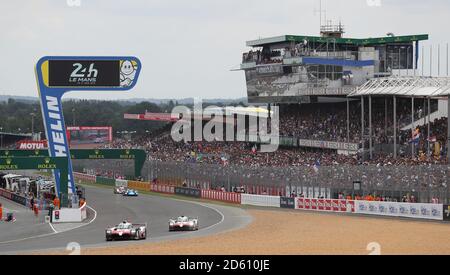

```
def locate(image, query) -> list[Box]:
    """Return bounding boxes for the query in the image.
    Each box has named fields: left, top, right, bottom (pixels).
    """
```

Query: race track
left=0, top=185, right=251, bottom=254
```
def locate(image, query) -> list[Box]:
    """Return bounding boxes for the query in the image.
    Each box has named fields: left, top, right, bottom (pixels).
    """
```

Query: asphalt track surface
left=0, top=185, right=251, bottom=254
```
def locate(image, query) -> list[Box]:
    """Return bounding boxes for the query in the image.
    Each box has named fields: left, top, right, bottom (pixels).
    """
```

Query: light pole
left=0, top=127, right=3, bottom=149
left=30, top=112, right=36, bottom=138
left=72, top=108, right=76, bottom=126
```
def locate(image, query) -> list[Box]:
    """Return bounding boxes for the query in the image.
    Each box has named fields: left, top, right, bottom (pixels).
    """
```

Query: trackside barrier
left=0, top=189, right=51, bottom=210
left=95, top=176, right=115, bottom=186
left=296, top=198, right=355, bottom=213
left=0, top=188, right=13, bottom=200
left=280, top=197, right=295, bottom=209
left=241, top=194, right=280, bottom=208
left=201, top=190, right=241, bottom=204
left=115, top=179, right=128, bottom=188
left=128, top=180, right=150, bottom=192
left=354, top=200, right=443, bottom=221
left=73, top=172, right=96, bottom=183
left=52, top=201, right=88, bottom=223
left=175, top=187, right=201, bottom=198
left=150, top=184, right=175, bottom=194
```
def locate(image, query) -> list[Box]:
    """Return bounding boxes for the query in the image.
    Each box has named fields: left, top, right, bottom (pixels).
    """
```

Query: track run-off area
left=0, top=184, right=252, bottom=254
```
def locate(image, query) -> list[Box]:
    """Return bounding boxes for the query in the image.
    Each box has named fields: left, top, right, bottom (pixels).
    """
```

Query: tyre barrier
left=201, top=190, right=241, bottom=204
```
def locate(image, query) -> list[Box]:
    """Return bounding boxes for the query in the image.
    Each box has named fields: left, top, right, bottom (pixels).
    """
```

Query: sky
left=0, top=0, right=449, bottom=100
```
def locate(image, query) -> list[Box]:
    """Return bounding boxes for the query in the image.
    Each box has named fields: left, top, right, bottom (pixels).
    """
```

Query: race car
left=123, top=189, right=138, bottom=196
left=114, top=186, right=127, bottom=194
left=169, top=216, right=199, bottom=231
left=105, top=220, right=147, bottom=241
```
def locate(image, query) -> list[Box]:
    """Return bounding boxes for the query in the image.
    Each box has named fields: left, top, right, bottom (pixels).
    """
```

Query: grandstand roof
left=246, top=34, right=429, bottom=47
left=348, top=76, right=450, bottom=98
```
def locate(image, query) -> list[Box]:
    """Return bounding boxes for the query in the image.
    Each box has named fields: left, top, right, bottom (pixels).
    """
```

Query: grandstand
left=86, top=25, right=450, bottom=204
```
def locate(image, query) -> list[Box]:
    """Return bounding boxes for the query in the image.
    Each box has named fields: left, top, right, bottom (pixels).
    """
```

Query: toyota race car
left=123, top=189, right=138, bottom=196
left=114, top=186, right=127, bottom=194
left=169, top=216, right=199, bottom=231
left=105, top=220, right=147, bottom=241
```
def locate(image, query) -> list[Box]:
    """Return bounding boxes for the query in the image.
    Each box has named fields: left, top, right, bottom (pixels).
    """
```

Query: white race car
left=105, top=220, right=147, bottom=241
left=169, top=216, right=199, bottom=231
left=114, top=186, right=127, bottom=194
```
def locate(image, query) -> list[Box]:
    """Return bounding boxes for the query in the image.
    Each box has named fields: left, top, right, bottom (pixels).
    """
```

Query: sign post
left=35, top=56, right=141, bottom=202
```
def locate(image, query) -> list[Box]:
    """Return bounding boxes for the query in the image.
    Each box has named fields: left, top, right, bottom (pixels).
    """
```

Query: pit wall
left=52, top=201, right=87, bottom=223
left=73, top=173, right=449, bottom=222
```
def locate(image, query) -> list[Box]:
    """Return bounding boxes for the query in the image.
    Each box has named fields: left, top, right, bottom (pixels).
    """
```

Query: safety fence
left=73, top=172, right=450, bottom=222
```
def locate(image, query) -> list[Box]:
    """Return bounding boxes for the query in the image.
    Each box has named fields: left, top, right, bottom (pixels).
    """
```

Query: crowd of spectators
left=96, top=99, right=449, bottom=168
left=279, top=99, right=443, bottom=146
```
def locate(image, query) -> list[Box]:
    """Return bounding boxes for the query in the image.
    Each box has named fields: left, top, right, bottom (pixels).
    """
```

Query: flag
left=409, top=128, right=420, bottom=145
left=313, top=160, right=320, bottom=173
left=220, top=155, right=229, bottom=166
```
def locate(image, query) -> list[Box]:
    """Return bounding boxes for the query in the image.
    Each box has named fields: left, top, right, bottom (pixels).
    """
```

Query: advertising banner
left=298, top=139, right=359, bottom=151
left=202, top=190, right=241, bottom=204
left=296, top=198, right=354, bottom=213
left=280, top=197, right=295, bottom=209
left=16, top=140, right=48, bottom=150
left=354, top=201, right=443, bottom=221
left=443, top=205, right=450, bottom=221
left=67, top=126, right=113, bottom=147
left=175, top=187, right=201, bottom=198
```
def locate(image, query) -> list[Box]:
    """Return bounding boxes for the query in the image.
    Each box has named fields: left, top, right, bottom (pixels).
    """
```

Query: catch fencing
left=72, top=160, right=450, bottom=203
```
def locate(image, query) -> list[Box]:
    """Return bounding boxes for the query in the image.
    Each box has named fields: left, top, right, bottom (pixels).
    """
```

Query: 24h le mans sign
left=35, top=56, right=142, bottom=197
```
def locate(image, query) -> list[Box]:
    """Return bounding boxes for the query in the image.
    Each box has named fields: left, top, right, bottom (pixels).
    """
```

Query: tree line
left=0, top=98, right=170, bottom=137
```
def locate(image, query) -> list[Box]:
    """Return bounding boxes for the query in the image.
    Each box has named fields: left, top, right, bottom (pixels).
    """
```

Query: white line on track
left=48, top=222, right=58, bottom=233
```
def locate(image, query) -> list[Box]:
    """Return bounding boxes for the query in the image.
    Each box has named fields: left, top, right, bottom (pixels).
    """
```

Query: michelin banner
left=35, top=56, right=141, bottom=197
left=354, top=200, right=443, bottom=221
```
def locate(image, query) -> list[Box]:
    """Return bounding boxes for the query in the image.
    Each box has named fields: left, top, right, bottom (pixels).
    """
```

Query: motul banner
left=296, top=198, right=354, bottom=213
left=16, top=140, right=48, bottom=150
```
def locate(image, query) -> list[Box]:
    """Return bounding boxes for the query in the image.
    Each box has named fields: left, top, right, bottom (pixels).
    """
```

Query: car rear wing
left=132, top=223, right=147, bottom=228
